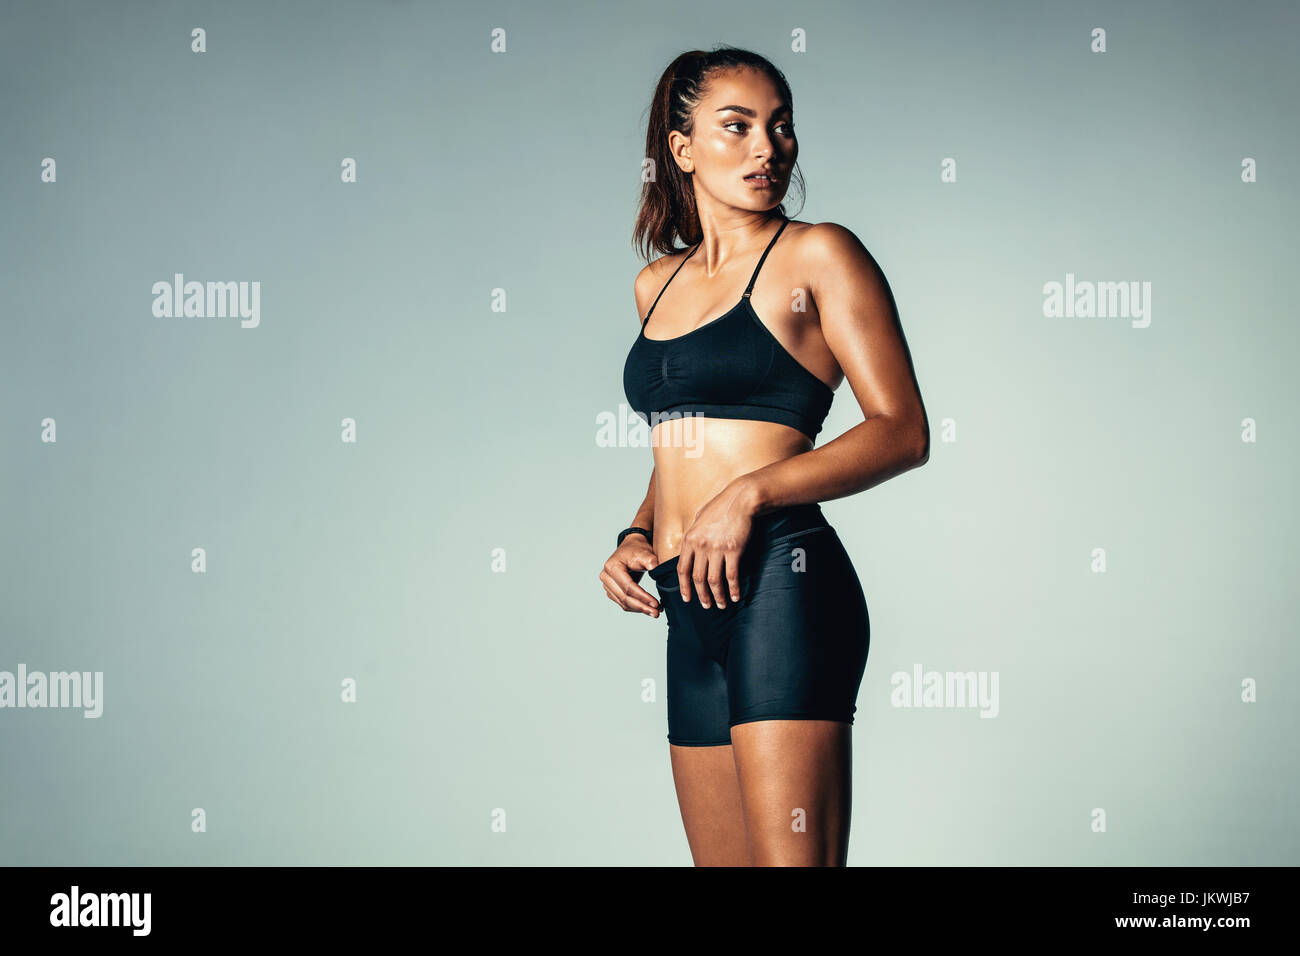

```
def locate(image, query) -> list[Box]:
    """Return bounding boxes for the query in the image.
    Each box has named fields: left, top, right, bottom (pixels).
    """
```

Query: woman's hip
left=648, top=504, right=867, bottom=629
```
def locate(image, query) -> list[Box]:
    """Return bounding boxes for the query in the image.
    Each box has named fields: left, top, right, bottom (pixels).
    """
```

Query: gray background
left=1, top=0, right=1296, bottom=865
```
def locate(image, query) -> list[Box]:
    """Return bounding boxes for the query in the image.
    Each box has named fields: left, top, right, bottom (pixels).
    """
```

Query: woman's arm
left=734, top=223, right=929, bottom=515
left=626, top=467, right=656, bottom=539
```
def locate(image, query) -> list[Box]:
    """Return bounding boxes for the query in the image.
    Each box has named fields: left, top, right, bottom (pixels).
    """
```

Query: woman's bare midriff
left=650, top=416, right=812, bottom=562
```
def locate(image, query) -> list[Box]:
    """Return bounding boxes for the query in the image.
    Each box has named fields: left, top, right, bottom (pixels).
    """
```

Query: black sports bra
left=622, top=216, right=834, bottom=441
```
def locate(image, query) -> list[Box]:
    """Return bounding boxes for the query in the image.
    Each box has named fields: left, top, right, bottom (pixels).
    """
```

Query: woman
left=602, top=47, right=929, bottom=866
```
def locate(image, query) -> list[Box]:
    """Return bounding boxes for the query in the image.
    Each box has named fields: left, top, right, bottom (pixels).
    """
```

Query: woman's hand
left=677, top=479, right=758, bottom=609
left=600, top=534, right=661, bottom=617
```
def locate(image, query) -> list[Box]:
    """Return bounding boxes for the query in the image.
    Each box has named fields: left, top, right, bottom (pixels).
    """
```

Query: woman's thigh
left=668, top=743, right=751, bottom=866
left=729, top=719, right=853, bottom=866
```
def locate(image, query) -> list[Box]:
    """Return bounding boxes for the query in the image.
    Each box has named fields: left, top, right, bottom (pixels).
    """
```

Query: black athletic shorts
left=647, top=503, right=870, bottom=747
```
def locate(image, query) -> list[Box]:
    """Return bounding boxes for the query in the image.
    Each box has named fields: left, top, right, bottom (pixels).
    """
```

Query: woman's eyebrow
left=713, top=104, right=792, bottom=117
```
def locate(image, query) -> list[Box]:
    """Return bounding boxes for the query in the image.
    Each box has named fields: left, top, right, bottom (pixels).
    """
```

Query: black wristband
left=617, top=527, right=652, bottom=548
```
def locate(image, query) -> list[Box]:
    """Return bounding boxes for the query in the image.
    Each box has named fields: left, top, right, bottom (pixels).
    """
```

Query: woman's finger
left=617, top=554, right=661, bottom=611
left=724, top=549, right=742, bottom=603
left=601, top=569, right=659, bottom=616
left=677, top=547, right=695, bottom=604
left=693, top=550, right=717, bottom=609
left=705, top=549, right=729, bottom=609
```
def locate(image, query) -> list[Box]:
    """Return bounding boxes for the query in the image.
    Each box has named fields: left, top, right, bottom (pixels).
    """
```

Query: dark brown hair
left=633, top=46, right=806, bottom=261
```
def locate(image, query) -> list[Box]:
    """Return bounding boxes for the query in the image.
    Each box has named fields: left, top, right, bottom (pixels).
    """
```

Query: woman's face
left=674, top=67, right=797, bottom=213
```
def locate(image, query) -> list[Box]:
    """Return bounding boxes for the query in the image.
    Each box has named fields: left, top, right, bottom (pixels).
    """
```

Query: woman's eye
left=725, top=120, right=794, bottom=135
left=722, top=119, right=794, bottom=136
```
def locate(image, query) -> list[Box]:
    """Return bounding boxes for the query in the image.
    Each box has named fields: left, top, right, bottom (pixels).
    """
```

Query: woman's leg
left=721, top=521, right=868, bottom=866
left=729, top=719, right=853, bottom=865
left=654, top=558, right=752, bottom=865
left=668, top=743, right=751, bottom=866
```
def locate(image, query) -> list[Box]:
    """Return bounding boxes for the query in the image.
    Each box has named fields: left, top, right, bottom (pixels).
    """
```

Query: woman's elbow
left=908, top=420, right=930, bottom=466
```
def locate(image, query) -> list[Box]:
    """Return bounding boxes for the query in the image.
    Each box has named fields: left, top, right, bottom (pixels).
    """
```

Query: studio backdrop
left=1, top=0, right=1296, bottom=865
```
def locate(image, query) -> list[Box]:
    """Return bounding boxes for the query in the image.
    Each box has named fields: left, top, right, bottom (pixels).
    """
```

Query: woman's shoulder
left=786, top=219, right=869, bottom=259
left=785, top=219, right=884, bottom=285
left=632, top=245, right=694, bottom=322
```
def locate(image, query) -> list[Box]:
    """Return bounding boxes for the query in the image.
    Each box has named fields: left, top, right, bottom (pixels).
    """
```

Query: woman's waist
left=648, top=416, right=812, bottom=466
left=648, top=501, right=830, bottom=583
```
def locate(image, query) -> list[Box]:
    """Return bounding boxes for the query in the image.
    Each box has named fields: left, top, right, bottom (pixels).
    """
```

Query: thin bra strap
left=642, top=243, right=701, bottom=324
left=742, top=215, right=789, bottom=299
